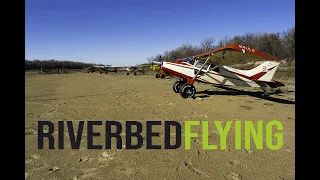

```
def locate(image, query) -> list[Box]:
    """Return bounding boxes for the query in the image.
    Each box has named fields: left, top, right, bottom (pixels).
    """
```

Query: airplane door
left=194, top=62, right=211, bottom=82
left=194, top=62, right=209, bottom=76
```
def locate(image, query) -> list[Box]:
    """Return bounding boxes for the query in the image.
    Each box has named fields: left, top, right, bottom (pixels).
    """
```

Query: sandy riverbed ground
left=25, top=72, right=295, bottom=180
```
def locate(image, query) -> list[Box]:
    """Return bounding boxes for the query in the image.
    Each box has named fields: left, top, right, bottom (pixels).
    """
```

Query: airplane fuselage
left=161, top=61, right=262, bottom=88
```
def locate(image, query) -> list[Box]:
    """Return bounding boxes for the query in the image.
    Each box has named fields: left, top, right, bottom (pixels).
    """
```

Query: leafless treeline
left=25, top=59, right=104, bottom=70
left=148, top=26, right=295, bottom=62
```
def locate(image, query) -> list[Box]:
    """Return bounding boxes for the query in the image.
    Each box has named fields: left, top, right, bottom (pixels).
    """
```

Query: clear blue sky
left=26, top=0, right=295, bottom=66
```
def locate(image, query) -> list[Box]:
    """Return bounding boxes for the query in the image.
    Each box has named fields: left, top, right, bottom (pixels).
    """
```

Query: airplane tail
left=245, top=61, right=280, bottom=82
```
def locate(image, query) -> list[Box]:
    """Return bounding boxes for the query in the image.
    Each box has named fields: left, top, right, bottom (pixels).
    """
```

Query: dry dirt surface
left=25, top=72, right=295, bottom=180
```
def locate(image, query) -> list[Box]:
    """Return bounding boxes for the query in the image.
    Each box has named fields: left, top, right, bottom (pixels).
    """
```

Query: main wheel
left=105, top=71, right=108, bottom=74
left=160, top=74, right=165, bottom=79
left=134, top=72, right=137, bottom=75
left=179, top=84, right=196, bottom=98
left=127, top=72, right=130, bottom=75
left=155, top=74, right=160, bottom=78
left=173, top=81, right=182, bottom=93
left=100, top=71, right=102, bottom=74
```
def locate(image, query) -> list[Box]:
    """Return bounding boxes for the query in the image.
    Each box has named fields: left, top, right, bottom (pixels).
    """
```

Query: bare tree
left=217, top=36, right=232, bottom=48
left=200, top=37, right=215, bottom=52
left=147, top=56, right=155, bottom=63
left=281, top=26, right=295, bottom=60
left=177, top=43, right=197, bottom=57
left=146, top=26, right=295, bottom=64
left=25, top=59, right=96, bottom=70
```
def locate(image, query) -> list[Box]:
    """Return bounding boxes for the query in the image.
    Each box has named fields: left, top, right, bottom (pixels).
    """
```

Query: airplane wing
left=103, top=65, right=147, bottom=72
left=100, top=65, right=131, bottom=70
left=105, top=65, right=143, bottom=68
left=105, top=66, right=130, bottom=68
left=175, top=44, right=280, bottom=64
left=193, top=44, right=280, bottom=62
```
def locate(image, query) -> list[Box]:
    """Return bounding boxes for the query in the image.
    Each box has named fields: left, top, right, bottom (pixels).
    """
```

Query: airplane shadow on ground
left=196, top=85, right=295, bottom=105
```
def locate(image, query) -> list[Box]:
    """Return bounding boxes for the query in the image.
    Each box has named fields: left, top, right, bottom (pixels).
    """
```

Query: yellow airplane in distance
left=150, top=64, right=167, bottom=78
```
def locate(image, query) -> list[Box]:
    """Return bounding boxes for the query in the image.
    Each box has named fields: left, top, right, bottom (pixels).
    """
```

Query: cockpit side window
left=195, top=61, right=210, bottom=71
left=195, top=62, right=202, bottom=68
left=203, top=63, right=209, bottom=70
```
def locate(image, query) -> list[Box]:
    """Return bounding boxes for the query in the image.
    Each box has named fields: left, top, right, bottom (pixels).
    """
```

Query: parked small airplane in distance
left=87, top=65, right=146, bottom=75
left=152, top=44, right=285, bottom=98
left=150, top=56, right=168, bottom=79
left=87, top=66, right=104, bottom=73
left=39, top=66, right=49, bottom=74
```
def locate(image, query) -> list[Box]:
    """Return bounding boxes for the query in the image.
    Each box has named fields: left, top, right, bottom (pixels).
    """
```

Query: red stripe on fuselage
left=165, top=62, right=194, bottom=71
left=166, top=61, right=191, bottom=66
left=165, top=62, right=219, bottom=75
left=161, top=66, right=193, bottom=79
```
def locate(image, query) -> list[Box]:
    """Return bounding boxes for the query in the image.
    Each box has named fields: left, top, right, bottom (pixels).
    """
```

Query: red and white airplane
left=153, top=44, right=285, bottom=98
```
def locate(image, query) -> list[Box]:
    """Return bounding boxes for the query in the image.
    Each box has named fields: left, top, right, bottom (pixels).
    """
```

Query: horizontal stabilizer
left=255, top=80, right=285, bottom=88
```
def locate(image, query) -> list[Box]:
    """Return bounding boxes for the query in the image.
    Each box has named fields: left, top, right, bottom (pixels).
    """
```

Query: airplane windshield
left=195, top=61, right=210, bottom=70
left=183, top=57, right=194, bottom=64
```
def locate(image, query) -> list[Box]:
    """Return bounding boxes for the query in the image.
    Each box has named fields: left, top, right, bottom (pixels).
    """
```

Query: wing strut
left=193, top=56, right=210, bottom=80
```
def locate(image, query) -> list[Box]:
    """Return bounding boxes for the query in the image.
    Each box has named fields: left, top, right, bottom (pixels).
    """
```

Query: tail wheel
left=179, top=83, right=196, bottom=98
left=160, top=74, right=165, bottom=79
left=261, top=86, right=269, bottom=96
left=173, top=81, right=182, bottom=93
left=155, top=74, right=160, bottom=78
left=127, top=72, right=130, bottom=75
